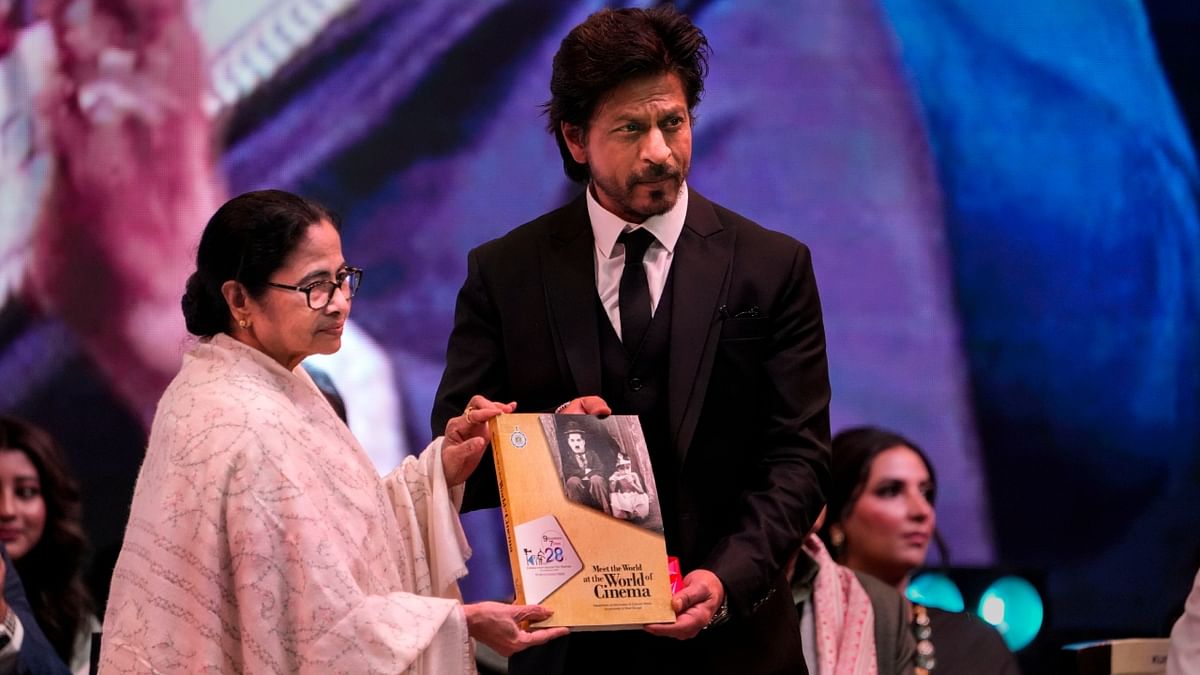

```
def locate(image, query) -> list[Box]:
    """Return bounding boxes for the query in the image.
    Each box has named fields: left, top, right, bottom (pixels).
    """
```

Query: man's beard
left=595, top=162, right=686, bottom=221
left=631, top=164, right=683, bottom=212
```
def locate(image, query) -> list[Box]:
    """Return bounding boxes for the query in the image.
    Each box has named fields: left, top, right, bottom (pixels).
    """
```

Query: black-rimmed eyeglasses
left=265, top=267, right=363, bottom=310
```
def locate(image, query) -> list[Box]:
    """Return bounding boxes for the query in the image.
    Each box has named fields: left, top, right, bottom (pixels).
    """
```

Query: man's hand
left=557, top=396, right=611, bottom=416
left=35, top=0, right=219, bottom=425
left=464, top=601, right=570, bottom=656
left=643, top=568, right=724, bottom=640
left=441, top=395, right=516, bottom=486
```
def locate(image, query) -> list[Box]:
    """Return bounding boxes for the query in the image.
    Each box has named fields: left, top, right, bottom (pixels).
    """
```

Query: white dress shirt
left=586, top=183, right=688, bottom=341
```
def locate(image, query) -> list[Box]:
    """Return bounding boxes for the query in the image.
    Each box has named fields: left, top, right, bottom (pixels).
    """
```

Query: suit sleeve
left=704, top=242, right=832, bottom=615
left=431, top=246, right=510, bottom=511
left=2, top=548, right=72, bottom=674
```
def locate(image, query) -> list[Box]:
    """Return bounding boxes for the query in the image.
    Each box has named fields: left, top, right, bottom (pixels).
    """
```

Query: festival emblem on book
left=512, top=515, right=582, bottom=604
left=489, top=414, right=675, bottom=629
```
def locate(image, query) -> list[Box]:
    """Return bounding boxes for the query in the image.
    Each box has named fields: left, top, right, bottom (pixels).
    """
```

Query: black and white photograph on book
left=542, top=414, right=663, bottom=534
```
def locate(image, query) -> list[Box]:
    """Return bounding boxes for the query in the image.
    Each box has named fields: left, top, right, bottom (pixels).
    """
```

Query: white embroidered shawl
left=101, top=334, right=474, bottom=674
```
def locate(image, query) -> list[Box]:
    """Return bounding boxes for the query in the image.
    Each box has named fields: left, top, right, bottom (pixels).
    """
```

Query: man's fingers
left=643, top=614, right=704, bottom=640
left=561, top=395, right=611, bottom=416
left=672, top=583, right=711, bottom=613
left=578, top=396, right=612, bottom=416
left=642, top=621, right=676, bottom=637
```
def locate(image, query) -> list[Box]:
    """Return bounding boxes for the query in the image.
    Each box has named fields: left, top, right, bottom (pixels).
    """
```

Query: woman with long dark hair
left=0, top=415, right=95, bottom=673
left=821, top=426, right=1019, bottom=675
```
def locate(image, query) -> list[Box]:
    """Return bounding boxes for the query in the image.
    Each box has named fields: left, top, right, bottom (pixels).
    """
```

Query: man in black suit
left=432, top=6, right=830, bottom=673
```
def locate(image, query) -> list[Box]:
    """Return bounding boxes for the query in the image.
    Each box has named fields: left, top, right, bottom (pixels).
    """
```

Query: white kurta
left=101, top=334, right=474, bottom=674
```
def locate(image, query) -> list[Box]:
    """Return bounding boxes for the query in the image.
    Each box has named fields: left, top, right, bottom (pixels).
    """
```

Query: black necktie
left=618, top=228, right=656, bottom=352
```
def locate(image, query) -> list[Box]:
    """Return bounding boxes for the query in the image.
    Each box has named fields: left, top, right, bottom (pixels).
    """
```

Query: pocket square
left=718, top=304, right=762, bottom=319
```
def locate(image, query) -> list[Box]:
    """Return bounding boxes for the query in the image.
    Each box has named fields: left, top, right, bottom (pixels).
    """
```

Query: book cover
left=488, top=413, right=676, bottom=630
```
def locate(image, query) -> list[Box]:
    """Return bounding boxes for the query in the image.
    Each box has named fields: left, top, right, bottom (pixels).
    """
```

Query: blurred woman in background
left=0, top=415, right=96, bottom=673
left=822, top=426, right=1019, bottom=675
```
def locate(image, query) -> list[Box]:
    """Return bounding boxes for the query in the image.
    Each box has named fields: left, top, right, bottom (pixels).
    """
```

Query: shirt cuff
left=0, top=607, right=25, bottom=668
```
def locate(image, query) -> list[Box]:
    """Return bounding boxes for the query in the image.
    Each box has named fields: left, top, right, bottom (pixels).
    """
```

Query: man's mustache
left=628, top=163, right=682, bottom=186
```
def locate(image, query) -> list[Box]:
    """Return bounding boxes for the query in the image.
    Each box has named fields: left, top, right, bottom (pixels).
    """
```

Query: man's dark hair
left=544, top=6, right=710, bottom=182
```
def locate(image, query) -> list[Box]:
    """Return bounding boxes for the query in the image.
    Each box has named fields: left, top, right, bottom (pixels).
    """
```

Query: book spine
left=488, top=417, right=526, bottom=605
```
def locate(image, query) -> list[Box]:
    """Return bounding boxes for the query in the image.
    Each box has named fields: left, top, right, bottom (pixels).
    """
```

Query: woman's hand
left=441, top=395, right=516, bottom=486
left=463, top=601, right=569, bottom=656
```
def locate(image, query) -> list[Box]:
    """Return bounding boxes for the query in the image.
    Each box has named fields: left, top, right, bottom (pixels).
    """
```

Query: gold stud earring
left=238, top=318, right=249, bottom=328
left=830, top=527, right=845, bottom=548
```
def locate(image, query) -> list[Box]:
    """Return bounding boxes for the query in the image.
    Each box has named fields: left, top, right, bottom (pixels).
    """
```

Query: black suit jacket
left=433, top=188, right=831, bottom=673
left=561, top=448, right=606, bottom=481
left=2, top=547, right=71, bottom=674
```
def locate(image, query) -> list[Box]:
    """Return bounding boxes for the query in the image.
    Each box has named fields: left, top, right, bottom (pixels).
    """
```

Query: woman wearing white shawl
left=100, top=190, right=566, bottom=674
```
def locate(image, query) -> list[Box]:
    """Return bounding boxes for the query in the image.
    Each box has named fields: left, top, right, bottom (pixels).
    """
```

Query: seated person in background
left=0, top=545, right=71, bottom=674
left=607, top=451, right=650, bottom=522
left=0, top=416, right=95, bottom=674
left=788, top=506, right=915, bottom=675
left=821, top=426, right=1020, bottom=675
left=1168, top=566, right=1200, bottom=675
left=100, top=190, right=567, bottom=673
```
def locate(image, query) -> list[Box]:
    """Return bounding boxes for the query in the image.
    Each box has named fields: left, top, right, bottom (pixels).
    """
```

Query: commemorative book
left=488, top=413, right=675, bottom=630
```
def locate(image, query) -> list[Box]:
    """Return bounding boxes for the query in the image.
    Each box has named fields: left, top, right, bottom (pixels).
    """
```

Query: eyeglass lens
left=308, top=269, right=361, bottom=309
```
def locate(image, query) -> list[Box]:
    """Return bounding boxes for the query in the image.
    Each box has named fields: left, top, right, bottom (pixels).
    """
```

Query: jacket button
left=628, top=378, right=643, bottom=391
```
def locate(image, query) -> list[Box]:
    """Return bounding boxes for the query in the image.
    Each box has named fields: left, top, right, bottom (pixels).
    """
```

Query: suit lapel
left=542, top=195, right=603, bottom=396
left=668, top=189, right=732, bottom=462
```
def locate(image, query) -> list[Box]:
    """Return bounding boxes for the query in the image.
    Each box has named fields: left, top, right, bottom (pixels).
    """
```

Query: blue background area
left=880, top=0, right=1200, bottom=633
